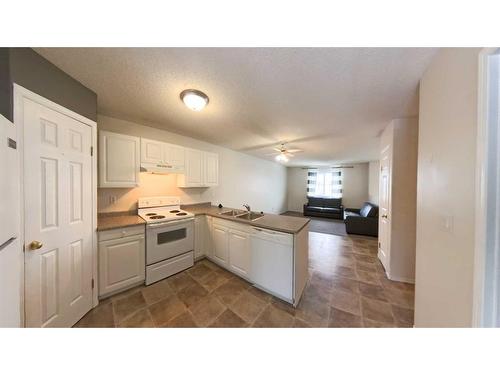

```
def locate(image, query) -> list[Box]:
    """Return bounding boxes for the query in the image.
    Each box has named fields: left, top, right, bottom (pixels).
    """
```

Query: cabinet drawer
left=99, top=225, right=145, bottom=242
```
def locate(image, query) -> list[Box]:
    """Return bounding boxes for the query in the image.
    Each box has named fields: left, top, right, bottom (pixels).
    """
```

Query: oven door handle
left=147, top=218, right=194, bottom=228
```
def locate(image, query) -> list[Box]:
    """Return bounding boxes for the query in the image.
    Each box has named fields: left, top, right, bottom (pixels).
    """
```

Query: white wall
left=368, top=161, right=380, bottom=205
left=286, top=167, right=308, bottom=211
left=286, top=163, right=369, bottom=212
left=415, top=48, right=481, bottom=327
left=97, top=115, right=288, bottom=214
left=342, top=163, right=369, bottom=208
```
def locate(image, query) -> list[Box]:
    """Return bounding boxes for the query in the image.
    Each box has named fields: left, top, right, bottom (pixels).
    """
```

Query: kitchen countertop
left=97, top=212, right=145, bottom=231
left=182, top=203, right=310, bottom=234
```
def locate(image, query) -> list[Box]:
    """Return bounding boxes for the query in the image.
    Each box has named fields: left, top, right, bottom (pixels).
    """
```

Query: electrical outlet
left=109, top=195, right=116, bottom=205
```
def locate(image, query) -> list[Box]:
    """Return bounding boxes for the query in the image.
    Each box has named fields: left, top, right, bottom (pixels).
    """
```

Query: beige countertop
left=97, top=213, right=145, bottom=231
left=182, top=204, right=310, bottom=234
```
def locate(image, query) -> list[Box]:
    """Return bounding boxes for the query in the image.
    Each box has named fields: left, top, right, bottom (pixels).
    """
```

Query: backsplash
left=98, top=172, right=209, bottom=213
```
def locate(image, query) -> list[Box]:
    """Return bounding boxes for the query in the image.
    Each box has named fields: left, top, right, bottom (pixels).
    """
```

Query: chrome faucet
left=243, top=204, right=251, bottom=212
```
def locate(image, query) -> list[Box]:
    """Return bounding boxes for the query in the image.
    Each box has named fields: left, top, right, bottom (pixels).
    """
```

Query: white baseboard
left=388, top=274, right=415, bottom=284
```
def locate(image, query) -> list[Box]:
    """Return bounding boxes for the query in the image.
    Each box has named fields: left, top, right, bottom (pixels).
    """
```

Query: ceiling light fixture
left=275, top=154, right=289, bottom=163
left=180, top=89, right=209, bottom=111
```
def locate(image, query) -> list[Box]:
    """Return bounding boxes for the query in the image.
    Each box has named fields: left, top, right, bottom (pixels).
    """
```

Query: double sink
left=220, top=209, right=264, bottom=221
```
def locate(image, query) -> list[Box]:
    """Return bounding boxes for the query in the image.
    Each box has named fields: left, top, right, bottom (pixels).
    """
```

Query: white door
left=185, top=148, right=203, bottom=186
left=212, top=224, right=229, bottom=266
left=141, top=138, right=164, bottom=165
left=228, top=229, right=250, bottom=278
left=23, top=98, right=94, bottom=327
left=99, top=131, right=140, bottom=188
left=204, top=152, right=219, bottom=186
left=378, top=149, right=391, bottom=273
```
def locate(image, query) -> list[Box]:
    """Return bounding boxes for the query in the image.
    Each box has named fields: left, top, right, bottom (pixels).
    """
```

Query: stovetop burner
left=146, top=213, right=157, bottom=216
left=149, top=215, right=165, bottom=219
left=176, top=212, right=188, bottom=216
left=169, top=210, right=180, bottom=213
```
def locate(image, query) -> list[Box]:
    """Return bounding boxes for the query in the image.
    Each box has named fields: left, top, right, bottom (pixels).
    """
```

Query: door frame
left=13, top=84, right=99, bottom=327
left=472, top=48, right=500, bottom=327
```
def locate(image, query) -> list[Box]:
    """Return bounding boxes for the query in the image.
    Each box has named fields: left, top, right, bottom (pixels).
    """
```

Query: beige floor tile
left=148, top=295, right=187, bottom=326
left=331, top=276, right=360, bottom=295
left=252, top=305, right=295, bottom=328
left=163, top=311, right=199, bottom=328
left=199, top=272, right=230, bottom=292
left=210, top=309, right=247, bottom=327
left=214, top=278, right=250, bottom=305
left=177, top=282, right=209, bottom=307
left=361, top=297, right=395, bottom=324
left=113, top=292, right=147, bottom=323
left=141, top=279, right=174, bottom=305
left=74, top=302, right=115, bottom=328
left=118, top=308, right=155, bottom=328
left=188, top=262, right=214, bottom=282
left=358, top=282, right=388, bottom=302
left=356, top=269, right=381, bottom=285
left=391, top=305, right=414, bottom=327
left=329, top=307, right=363, bottom=327
left=189, top=295, right=226, bottom=327
left=231, top=291, right=268, bottom=322
left=330, top=289, right=361, bottom=315
left=247, top=286, right=273, bottom=303
left=385, top=288, right=415, bottom=309
left=167, top=272, right=198, bottom=292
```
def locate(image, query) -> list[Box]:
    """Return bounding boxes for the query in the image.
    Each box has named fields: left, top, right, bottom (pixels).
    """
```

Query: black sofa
left=343, top=202, right=379, bottom=237
left=303, top=197, right=343, bottom=220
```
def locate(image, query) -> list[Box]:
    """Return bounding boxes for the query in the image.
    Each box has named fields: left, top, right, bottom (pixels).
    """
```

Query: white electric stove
left=138, top=196, right=195, bottom=285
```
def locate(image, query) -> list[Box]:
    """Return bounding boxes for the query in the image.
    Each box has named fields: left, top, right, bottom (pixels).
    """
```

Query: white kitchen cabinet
left=177, top=149, right=218, bottom=187
left=204, top=152, right=219, bottom=186
left=98, top=226, right=145, bottom=298
left=141, top=138, right=185, bottom=172
left=205, top=215, right=214, bottom=259
left=99, top=131, right=140, bottom=188
left=228, top=229, right=251, bottom=278
left=194, top=215, right=206, bottom=259
left=212, top=223, right=229, bottom=267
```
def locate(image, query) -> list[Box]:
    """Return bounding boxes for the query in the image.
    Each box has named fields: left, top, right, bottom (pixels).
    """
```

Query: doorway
left=14, top=85, right=98, bottom=327
left=473, top=49, right=500, bottom=327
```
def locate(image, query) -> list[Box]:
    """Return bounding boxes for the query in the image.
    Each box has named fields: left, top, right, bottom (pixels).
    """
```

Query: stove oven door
left=146, top=219, right=194, bottom=265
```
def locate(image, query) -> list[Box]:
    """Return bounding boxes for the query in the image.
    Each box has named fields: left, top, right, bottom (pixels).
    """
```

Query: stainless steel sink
left=220, top=209, right=247, bottom=217
left=235, top=212, right=264, bottom=221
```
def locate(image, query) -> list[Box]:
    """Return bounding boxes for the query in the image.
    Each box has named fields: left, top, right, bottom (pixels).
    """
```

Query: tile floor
left=74, top=231, right=415, bottom=328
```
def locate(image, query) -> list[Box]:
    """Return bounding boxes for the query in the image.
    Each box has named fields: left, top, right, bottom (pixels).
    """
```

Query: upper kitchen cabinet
left=99, top=131, right=140, bottom=188
left=177, top=149, right=219, bottom=187
left=140, top=138, right=185, bottom=172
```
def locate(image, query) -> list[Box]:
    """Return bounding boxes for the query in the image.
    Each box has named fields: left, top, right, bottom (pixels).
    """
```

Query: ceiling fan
left=266, top=143, right=303, bottom=162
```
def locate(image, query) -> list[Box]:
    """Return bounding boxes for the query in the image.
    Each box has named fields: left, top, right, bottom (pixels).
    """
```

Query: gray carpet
left=281, top=211, right=347, bottom=236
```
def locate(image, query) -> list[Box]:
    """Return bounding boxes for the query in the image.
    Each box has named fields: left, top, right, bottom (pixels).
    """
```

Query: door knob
left=29, top=240, right=43, bottom=250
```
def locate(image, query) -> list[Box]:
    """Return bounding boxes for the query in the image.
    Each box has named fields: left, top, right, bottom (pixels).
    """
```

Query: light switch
left=441, top=215, right=453, bottom=233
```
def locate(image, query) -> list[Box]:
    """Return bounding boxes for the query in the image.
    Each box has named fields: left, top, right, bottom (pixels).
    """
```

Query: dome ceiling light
left=180, top=89, right=209, bottom=111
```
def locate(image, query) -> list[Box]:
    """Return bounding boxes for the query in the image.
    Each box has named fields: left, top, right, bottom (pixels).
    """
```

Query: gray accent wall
left=0, top=48, right=97, bottom=121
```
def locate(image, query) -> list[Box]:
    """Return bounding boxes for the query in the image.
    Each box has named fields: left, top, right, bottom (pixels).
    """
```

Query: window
left=307, top=169, right=342, bottom=198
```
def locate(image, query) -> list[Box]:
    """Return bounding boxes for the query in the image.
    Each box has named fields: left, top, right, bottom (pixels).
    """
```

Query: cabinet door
left=205, top=216, right=214, bottom=260
left=212, top=224, right=229, bottom=267
left=99, top=131, right=140, bottom=188
left=228, top=229, right=250, bottom=278
left=204, top=152, right=219, bottom=186
left=98, top=234, right=145, bottom=297
left=184, top=148, right=203, bottom=186
left=194, top=216, right=205, bottom=259
left=165, top=143, right=185, bottom=171
left=140, top=138, right=164, bottom=165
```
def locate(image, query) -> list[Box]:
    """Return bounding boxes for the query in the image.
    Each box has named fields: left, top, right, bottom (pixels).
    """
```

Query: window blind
left=307, top=169, right=342, bottom=198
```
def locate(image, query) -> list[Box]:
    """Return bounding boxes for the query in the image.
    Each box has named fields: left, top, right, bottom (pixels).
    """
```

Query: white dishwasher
left=250, top=227, right=293, bottom=302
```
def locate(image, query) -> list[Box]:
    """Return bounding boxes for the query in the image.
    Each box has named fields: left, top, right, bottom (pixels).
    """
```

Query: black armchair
left=344, top=202, right=379, bottom=237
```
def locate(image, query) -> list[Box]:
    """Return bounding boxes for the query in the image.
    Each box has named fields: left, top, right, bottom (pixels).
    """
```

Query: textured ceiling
left=34, top=48, right=438, bottom=166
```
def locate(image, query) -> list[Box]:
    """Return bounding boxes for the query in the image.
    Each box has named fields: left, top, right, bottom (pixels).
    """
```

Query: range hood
left=140, top=162, right=175, bottom=174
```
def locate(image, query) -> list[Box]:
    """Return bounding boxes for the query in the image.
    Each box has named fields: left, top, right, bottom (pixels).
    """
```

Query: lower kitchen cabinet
left=212, top=223, right=229, bottom=267
left=98, top=225, right=145, bottom=298
left=228, top=229, right=251, bottom=278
